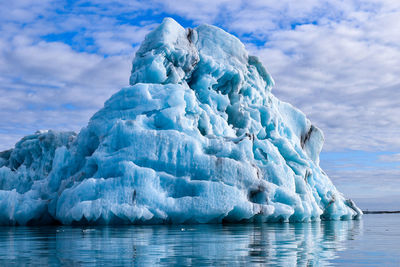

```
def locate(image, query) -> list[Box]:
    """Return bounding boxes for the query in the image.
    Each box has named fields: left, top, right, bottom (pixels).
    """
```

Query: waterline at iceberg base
left=0, top=18, right=361, bottom=225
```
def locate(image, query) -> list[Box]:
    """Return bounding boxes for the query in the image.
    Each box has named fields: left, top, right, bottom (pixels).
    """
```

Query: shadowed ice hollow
left=0, top=18, right=361, bottom=225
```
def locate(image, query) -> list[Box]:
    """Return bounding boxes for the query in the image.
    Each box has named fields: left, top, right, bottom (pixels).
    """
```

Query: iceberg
left=0, top=18, right=361, bottom=225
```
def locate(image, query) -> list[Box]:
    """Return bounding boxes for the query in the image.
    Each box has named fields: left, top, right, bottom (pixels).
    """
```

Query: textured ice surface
left=0, top=18, right=361, bottom=225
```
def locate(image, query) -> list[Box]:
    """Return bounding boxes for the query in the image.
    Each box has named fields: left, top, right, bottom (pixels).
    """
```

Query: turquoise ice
left=0, top=18, right=361, bottom=225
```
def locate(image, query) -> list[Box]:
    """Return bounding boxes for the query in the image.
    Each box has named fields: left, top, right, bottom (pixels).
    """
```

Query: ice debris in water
left=0, top=18, right=362, bottom=225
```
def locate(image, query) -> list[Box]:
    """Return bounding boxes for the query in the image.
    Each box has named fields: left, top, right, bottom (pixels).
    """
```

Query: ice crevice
left=0, top=18, right=361, bottom=225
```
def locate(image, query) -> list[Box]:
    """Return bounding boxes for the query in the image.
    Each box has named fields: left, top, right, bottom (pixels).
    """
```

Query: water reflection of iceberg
left=0, top=220, right=362, bottom=266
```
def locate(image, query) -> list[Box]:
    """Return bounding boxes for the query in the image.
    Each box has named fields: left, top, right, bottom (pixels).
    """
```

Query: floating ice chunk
left=0, top=18, right=361, bottom=225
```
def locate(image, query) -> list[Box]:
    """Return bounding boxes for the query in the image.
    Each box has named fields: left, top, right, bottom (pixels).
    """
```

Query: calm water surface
left=0, top=214, right=399, bottom=266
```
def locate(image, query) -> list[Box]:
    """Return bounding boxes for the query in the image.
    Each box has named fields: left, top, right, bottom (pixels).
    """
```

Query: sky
left=0, top=0, right=399, bottom=210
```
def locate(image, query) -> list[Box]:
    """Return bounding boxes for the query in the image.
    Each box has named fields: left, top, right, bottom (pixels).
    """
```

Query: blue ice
left=0, top=18, right=361, bottom=225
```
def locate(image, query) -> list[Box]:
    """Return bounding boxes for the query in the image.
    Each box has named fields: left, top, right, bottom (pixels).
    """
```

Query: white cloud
left=0, top=0, right=157, bottom=150
left=379, top=153, right=400, bottom=163
left=247, top=4, right=400, bottom=151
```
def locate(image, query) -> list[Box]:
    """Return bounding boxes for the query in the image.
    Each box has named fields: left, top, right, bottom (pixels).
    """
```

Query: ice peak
left=129, top=18, right=199, bottom=85
left=138, top=17, right=187, bottom=52
left=129, top=18, right=274, bottom=101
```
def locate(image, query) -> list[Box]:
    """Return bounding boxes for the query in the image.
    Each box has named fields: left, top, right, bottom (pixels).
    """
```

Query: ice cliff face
left=0, top=18, right=361, bottom=225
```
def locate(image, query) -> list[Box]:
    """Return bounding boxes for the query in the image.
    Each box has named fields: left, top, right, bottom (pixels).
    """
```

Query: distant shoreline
left=362, top=210, right=400, bottom=214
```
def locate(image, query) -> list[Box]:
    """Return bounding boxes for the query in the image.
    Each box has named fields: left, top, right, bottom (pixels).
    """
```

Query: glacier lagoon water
left=0, top=214, right=399, bottom=266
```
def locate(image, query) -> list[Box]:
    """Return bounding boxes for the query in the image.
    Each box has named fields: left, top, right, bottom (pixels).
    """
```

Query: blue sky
left=1, top=0, right=399, bottom=210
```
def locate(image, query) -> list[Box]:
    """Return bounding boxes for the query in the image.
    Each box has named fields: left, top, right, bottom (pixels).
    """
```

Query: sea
left=0, top=214, right=399, bottom=266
